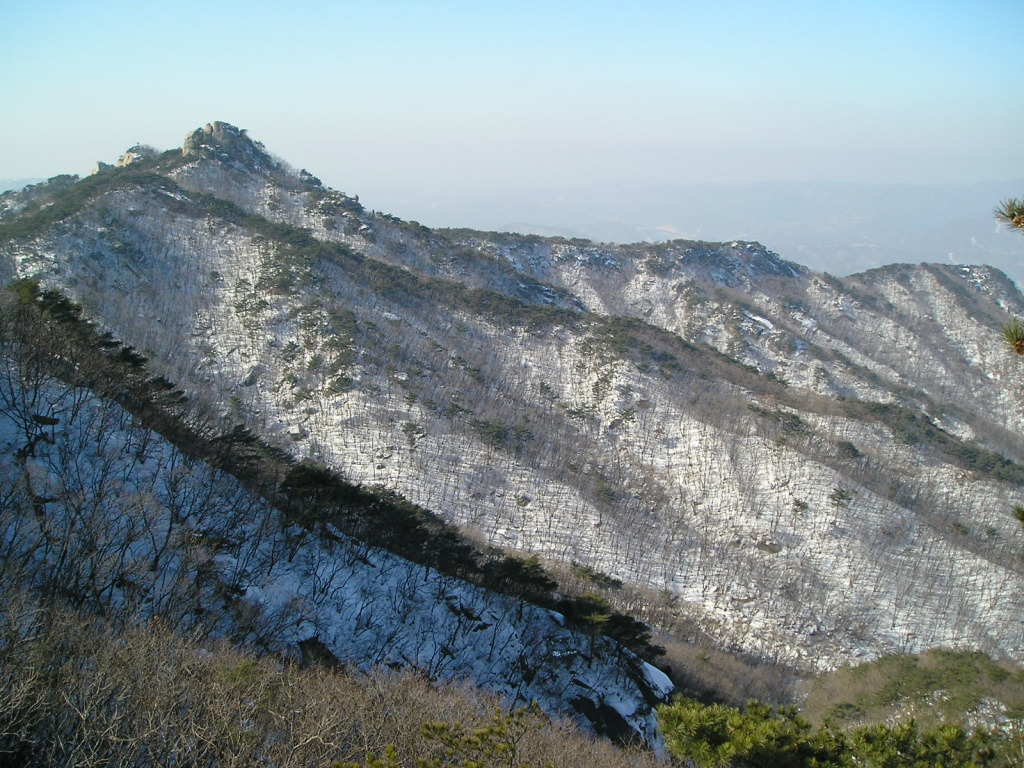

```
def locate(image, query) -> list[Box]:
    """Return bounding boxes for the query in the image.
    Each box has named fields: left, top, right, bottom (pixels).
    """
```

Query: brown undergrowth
left=0, top=591, right=659, bottom=768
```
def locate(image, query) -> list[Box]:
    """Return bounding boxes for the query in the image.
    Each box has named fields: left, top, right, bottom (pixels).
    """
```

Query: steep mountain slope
left=2, top=122, right=1023, bottom=672
left=0, top=291, right=670, bottom=744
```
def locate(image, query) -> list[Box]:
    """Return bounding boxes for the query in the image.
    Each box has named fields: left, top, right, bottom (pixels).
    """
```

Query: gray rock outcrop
left=182, top=121, right=273, bottom=171
left=117, top=144, right=158, bottom=167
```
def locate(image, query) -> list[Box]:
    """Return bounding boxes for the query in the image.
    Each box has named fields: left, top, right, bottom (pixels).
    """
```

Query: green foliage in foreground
left=1003, top=316, right=1024, bottom=355
left=994, top=197, right=1024, bottom=232
left=659, top=699, right=843, bottom=767
left=658, top=697, right=1022, bottom=767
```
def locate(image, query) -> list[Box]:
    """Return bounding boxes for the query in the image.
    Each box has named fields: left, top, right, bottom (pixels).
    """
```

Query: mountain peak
left=182, top=121, right=274, bottom=171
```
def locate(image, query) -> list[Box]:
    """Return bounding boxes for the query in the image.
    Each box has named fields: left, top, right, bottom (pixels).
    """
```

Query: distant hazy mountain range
left=364, top=180, right=1024, bottom=284
left=13, top=170, right=1024, bottom=284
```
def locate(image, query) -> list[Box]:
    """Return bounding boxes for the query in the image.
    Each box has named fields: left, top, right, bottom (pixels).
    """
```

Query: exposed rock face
left=116, top=144, right=158, bottom=167
left=182, top=121, right=274, bottom=171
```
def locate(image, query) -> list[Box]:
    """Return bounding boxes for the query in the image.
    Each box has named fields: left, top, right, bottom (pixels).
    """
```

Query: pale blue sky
left=3, top=0, right=1022, bottom=200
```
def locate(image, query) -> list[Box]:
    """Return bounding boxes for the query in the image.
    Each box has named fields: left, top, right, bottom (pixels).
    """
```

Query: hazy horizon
left=5, top=1, right=1023, bottom=282
left=4, top=1, right=1022, bottom=193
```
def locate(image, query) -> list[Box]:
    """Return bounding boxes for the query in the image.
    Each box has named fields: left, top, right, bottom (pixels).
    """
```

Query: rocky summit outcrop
left=1, top=123, right=1023, bottom=677
left=116, top=144, right=158, bottom=167
left=182, top=121, right=274, bottom=171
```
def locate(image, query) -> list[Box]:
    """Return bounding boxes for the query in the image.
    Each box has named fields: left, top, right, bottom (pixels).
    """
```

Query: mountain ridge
left=2, top=122, right=1023, bottom=679
left=368, top=179, right=1024, bottom=286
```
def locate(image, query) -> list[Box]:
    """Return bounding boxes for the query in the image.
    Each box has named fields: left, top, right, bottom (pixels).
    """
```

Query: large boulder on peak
left=116, top=144, right=158, bottom=167
left=182, top=121, right=274, bottom=171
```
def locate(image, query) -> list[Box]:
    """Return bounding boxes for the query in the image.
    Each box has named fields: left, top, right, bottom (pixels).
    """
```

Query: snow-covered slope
left=2, top=122, right=1023, bottom=671
left=0, top=329, right=671, bottom=745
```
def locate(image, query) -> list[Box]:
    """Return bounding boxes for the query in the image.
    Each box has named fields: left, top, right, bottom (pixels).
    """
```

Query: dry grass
left=658, top=636, right=805, bottom=708
left=0, top=591, right=659, bottom=768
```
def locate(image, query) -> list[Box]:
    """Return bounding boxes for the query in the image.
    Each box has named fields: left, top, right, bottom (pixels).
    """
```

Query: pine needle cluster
left=994, top=198, right=1024, bottom=231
